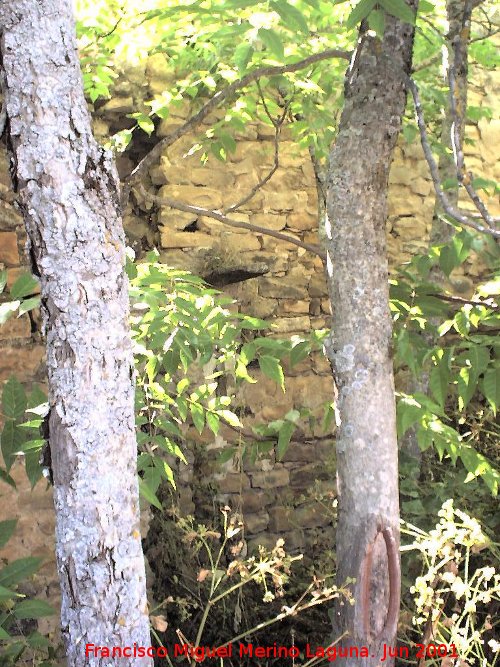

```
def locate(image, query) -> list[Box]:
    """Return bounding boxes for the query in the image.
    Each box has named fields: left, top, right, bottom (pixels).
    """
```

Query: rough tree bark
left=0, top=2, right=151, bottom=666
left=324, top=8, right=417, bottom=666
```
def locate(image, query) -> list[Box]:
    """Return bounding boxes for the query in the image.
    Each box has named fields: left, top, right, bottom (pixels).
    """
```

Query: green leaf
left=0, top=584, right=18, bottom=601
left=190, top=402, right=205, bottom=434
left=457, top=366, right=478, bottom=411
left=429, top=354, right=450, bottom=408
left=26, top=631, right=52, bottom=648
left=368, top=8, right=385, bottom=36
left=277, top=421, right=294, bottom=460
left=206, top=412, right=220, bottom=436
left=397, top=398, right=422, bottom=437
left=138, top=478, right=162, bottom=510
left=0, top=519, right=17, bottom=548
left=18, top=296, right=41, bottom=315
left=453, top=310, right=470, bottom=336
left=0, top=300, right=20, bottom=324
left=290, top=341, right=309, bottom=366
left=154, top=458, right=176, bottom=489
left=418, top=0, right=434, bottom=11
left=217, top=447, right=236, bottom=465
left=9, top=273, right=39, bottom=300
left=0, top=557, right=43, bottom=587
left=258, top=28, right=284, bottom=59
left=439, top=246, right=456, bottom=276
left=271, top=0, right=309, bottom=34
left=259, top=355, right=285, bottom=392
left=233, top=42, right=254, bottom=73
left=402, top=124, right=418, bottom=144
left=137, top=114, right=155, bottom=136
left=2, top=377, right=27, bottom=419
left=176, top=396, right=188, bottom=421
left=379, top=0, right=415, bottom=24
left=18, top=439, right=46, bottom=453
left=217, top=409, right=243, bottom=428
left=14, top=599, right=55, bottom=619
left=219, top=132, right=237, bottom=155
left=482, top=367, right=500, bottom=415
left=0, top=270, right=7, bottom=294
left=1, top=421, right=25, bottom=471
left=235, top=360, right=257, bottom=384
left=322, top=402, right=335, bottom=432
left=176, top=378, right=190, bottom=395
left=346, top=0, right=377, bottom=29
left=25, top=450, right=44, bottom=488
left=0, top=467, right=16, bottom=488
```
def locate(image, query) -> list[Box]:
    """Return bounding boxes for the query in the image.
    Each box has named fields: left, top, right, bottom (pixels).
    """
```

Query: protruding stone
left=251, top=468, right=290, bottom=489
left=268, top=507, right=292, bottom=532
left=160, top=229, right=213, bottom=248
left=215, top=472, right=251, bottom=494
left=260, top=278, right=307, bottom=299
left=245, top=511, right=269, bottom=534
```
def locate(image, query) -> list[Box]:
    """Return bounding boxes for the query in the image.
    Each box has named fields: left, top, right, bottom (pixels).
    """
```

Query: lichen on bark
left=325, top=10, right=417, bottom=665
left=0, top=1, right=151, bottom=665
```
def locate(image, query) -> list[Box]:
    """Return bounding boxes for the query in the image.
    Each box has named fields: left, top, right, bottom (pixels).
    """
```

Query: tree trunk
left=325, top=11, right=417, bottom=665
left=0, top=2, right=151, bottom=665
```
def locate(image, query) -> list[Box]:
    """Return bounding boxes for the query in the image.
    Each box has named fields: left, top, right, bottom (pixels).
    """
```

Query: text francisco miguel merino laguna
left=85, top=642, right=411, bottom=662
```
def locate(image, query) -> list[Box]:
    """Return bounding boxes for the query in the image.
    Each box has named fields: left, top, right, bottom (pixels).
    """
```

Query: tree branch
left=448, top=64, right=496, bottom=229
left=431, top=292, right=499, bottom=312
left=136, top=184, right=326, bottom=260
left=121, top=48, right=351, bottom=206
left=412, top=51, right=441, bottom=73
left=224, top=85, right=289, bottom=214
left=408, top=78, right=500, bottom=239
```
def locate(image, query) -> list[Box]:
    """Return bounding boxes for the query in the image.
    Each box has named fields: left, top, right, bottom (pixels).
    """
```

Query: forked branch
left=408, top=78, right=500, bottom=239
left=121, top=48, right=351, bottom=206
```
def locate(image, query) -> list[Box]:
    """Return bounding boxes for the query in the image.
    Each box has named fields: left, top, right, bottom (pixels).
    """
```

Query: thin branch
left=448, top=64, right=496, bottom=230
left=412, top=51, right=441, bottom=73
left=408, top=78, right=500, bottom=239
left=469, top=27, right=500, bottom=43
left=136, top=184, right=326, bottom=260
left=95, top=14, right=124, bottom=40
left=308, top=144, right=327, bottom=207
left=121, top=48, right=351, bottom=206
left=431, top=292, right=499, bottom=312
left=418, top=15, right=445, bottom=39
left=224, top=85, right=289, bottom=214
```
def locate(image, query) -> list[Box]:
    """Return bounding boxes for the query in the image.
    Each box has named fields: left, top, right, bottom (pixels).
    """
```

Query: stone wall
left=0, top=53, right=498, bottom=639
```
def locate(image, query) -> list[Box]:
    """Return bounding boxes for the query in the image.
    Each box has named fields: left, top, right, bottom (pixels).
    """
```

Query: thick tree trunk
left=0, top=2, right=151, bottom=666
left=325, top=11, right=417, bottom=666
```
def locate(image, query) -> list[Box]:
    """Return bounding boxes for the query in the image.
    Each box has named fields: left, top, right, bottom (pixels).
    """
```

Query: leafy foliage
left=0, top=256, right=326, bottom=507
left=0, top=379, right=48, bottom=490
left=392, top=229, right=500, bottom=495
left=0, top=271, right=40, bottom=326
left=0, top=521, right=56, bottom=665
left=128, top=253, right=325, bottom=507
